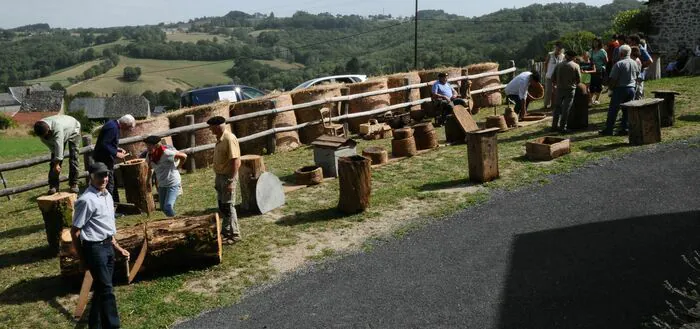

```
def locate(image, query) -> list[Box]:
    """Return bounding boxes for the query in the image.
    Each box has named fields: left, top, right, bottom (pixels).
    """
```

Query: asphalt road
left=177, top=140, right=700, bottom=329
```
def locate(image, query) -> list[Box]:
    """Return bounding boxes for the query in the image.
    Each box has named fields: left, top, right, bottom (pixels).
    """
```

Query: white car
left=292, top=74, right=367, bottom=90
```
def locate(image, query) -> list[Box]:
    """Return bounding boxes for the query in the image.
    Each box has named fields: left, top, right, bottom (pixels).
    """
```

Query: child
left=578, top=52, right=596, bottom=105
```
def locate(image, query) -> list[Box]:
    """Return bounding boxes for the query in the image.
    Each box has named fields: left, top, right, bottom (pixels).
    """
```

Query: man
left=93, top=115, right=135, bottom=203
left=504, top=70, right=541, bottom=120
left=431, top=72, right=467, bottom=127
left=71, top=162, right=130, bottom=328
left=612, top=34, right=627, bottom=65
left=600, top=45, right=640, bottom=136
left=208, top=116, right=242, bottom=244
left=551, top=50, right=581, bottom=133
left=544, top=41, right=565, bottom=109
left=144, top=135, right=187, bottom=217
left=627, top=34, right=653, bottom=98
left=33, top=114, right=82, bottom=195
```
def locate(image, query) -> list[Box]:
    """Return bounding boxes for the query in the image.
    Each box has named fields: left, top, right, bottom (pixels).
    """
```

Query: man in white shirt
left=504, top=71, right=541, bottom=120
left=544, top=42, right=565, bottom=109
left=33, top=114, right=82, bottom=195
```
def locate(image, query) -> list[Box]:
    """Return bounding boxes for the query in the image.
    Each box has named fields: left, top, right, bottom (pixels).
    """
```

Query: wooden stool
left=466, top=128, right=500, bottom=183
left=622, top=98, right=663, bottom=145
left=651, top=90, right=680, bottom=127
left=320, top=108, right=345, bottom=137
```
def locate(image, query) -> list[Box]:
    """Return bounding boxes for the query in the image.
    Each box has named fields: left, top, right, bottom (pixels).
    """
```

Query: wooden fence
left=0, top=63, right=517, bottom=198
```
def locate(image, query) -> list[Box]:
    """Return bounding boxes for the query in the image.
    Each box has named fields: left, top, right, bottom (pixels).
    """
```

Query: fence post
left=0, top=171, right=10, bottom=200
left=340, top=88, right=350, bottom=135
left=266, top=101, right=277, bottom=154
left=509, top=60, right=517, bottom=80
left=185, top=114, right=196, bottom=173
left=403, top=77, right=412, bottom=111
left=82, top=135, right=93, bottom=186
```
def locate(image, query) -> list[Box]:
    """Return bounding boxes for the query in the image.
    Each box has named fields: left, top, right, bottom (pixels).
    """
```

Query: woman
left=589, top=38, right=608, bottom=105
left=578, top=52, right=597, bottom=106
left=145, top=135, right=187, bottom=217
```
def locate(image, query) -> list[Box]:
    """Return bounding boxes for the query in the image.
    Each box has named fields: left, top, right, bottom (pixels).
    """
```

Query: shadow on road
left=497, top=210, right=700, bottom=329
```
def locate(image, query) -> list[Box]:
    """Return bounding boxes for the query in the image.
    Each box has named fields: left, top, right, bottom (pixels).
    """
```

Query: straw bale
left=346, top=78, right=390, bottom=133
left=290, top=84, right=342, bottom=144
left=386, top=72, right=421, bottom=112
left=467, top=62, right=502, bottom=109
left=167, top=101, right=230, bottom=167
left=231, top=93, right=300, bottom=155
left=120, top=115, right=172, bottom=160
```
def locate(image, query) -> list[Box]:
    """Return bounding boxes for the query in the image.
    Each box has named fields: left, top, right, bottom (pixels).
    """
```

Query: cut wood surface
left=485, top=115, right=509, bottom=131
left=467, top=128, right=500, bottom=183
left=414, top=129, right=439, bottom=150
left=119, top=159, right=155, bottom=215
left=452, top=105, right=479, bottom=133
left=294, top=166, right=323, bottom=186
left=362, top=146, right=389, bottom=165
left=37, top=192, right=77, bottom=253
left=239, top=155, right=266, bottom=212
left=393, top=127, right=414, bottom=140
left=337, top=156, right=372, bottom=213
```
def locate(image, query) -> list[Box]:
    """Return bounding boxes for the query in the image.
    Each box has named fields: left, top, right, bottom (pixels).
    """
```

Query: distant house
left=4, top=85, right=65, bottom=126
left=9, top=84, right=52, bottom=104
left=0, top=93, right=21, bottom=117
left=69, top=95, right=150, bottom=120
left=152, top=106, right=167, bottom=116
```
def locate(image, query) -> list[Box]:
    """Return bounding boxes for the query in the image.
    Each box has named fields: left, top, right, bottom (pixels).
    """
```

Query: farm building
left=68, top=95, right=150, bottom=120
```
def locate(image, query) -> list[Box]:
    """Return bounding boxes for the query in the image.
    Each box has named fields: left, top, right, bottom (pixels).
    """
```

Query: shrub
left=66, top=109, right=95, bottom=133
left=0, top=113, right=17, bottom=130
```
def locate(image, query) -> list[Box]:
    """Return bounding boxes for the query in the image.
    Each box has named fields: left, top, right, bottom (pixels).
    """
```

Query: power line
left=417, top=18, right=612, bottom=23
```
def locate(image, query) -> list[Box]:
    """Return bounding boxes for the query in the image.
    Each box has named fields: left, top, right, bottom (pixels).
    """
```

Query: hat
left=144, top=135, right=161, bottom=145
left=565, top=50, right=578, bottom=57
left=206, top=116, right=226, bottom=125
left=88, top=162, right=109, bottom=175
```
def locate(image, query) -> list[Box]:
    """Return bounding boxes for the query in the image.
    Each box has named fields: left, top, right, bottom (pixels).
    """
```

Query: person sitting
left=144, top=136, right=187, bottom=217
left=431, top=72, right=466, bottom=127
left=504, top=70, right=541, bottom=120
left=33, top=114, right=82, bottom=195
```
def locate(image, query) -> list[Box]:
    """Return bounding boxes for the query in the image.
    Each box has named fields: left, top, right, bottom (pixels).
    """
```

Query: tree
left=123, top=66, right=142, bottom=82
left=345, top=57, right=361, bottom=73
left=49, top=82, right=65, bottom=91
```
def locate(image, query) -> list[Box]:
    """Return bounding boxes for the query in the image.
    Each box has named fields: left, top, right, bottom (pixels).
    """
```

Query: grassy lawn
left=0, top=76, right=698, bottom=328
left=26, top=59, right=105, bottom=87
left=165, top=32, right=228, bottom=43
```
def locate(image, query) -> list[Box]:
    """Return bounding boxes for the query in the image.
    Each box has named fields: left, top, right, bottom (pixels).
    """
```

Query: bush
left=613, top=9, right=652, bottom=35
left=123, top=66, right=142, bottom=82
left=0, top=113, right=17, bottom=130
left=66, top=109, right=95, bottom=133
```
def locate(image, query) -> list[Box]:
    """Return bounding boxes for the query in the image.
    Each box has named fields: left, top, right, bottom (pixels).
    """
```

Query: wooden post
left=0, top=171, right=10, bottom=200
left=509, top=60, right=517, bottom=80
left=266, top=101, right=277, bottom=154
left=337, top=155, right=371, bottom=214
left=340, top=88, right=350, bottom=136
left=119, top=159, right=155, bottom=215
left=37, top=192, right=77, bottom=253
left=403, top=77, right=412, bottom=112
left=623, top=98, right=663, bottom=145
left=651, top=90, right=680, bottom=127
left=185, top=114, right=196, bottom=173
left=82, top=135, right=93, bottom=186
left=239, top=155, right=266, bottom=212
left=460, top=68, right=469, bottom=99
left=466, top=128, right=500, bottom=183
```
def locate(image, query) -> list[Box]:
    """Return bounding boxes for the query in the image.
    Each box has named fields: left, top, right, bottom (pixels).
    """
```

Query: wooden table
left=622, top=98, right=664, bottom=145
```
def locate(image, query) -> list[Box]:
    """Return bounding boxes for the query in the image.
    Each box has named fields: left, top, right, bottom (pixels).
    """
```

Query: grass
left=165, top=32, right=227, bottom=43
left=0, top=76, right=699, bottom=328
left=255, top=59, right=305, bottom=70
left=26, top=59, right=105, bottom=87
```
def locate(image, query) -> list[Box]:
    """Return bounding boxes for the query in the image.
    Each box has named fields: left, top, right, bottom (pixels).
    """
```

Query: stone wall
left=647, top=0, right=700, bottom=57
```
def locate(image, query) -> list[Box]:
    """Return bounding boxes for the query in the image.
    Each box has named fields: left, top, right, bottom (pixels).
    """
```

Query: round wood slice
left=412, top=122, right=435, bottom=134
left=393, top=128, right=413, bottom=140
left=362, top=146, right=389, bottom=165
left=392, top=137, right=417, bottom=157
left=414, top=130, right=439, bottom=150
left=294, top=166, right=323, bottom=186
left=255, top=172, right=286, bottom=214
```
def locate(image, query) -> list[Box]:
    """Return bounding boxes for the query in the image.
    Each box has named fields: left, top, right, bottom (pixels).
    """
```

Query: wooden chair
left=320, top=107, right=345, bottom=137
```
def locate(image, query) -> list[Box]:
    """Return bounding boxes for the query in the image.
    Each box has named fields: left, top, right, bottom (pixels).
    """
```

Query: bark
left=337, top=156, right=372, bottom=214
left=239, top=155, right=266, bottom=212
left=119, top=159, right=155, bottom=215
left=36, top=192, right=77, bottom=253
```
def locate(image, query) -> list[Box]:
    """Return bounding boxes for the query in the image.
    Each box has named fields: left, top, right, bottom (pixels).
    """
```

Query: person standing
left=430, top=72, right=467, bottom=127
left=504, top=70, right=541, bottom=120
left=92, top=115, right=135, bottom=203
left=144, top=136, right=187, bottom=217
left=589, top=38, right=608, bottom=105
left=33, top=114, right=82, bottom=195
left=70, top=162, right=130, bottom=329
left=627, top=34, right=653, bottom=98
left=208, top=116, right=242, bottom=245
left=599, top=45, right=640, bottom=136
left=551, top=50, right=581, bottom=133
left=543, top=42, right=565, bottom=109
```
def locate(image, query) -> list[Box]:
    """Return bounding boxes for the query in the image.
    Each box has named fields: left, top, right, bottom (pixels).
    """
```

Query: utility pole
left=414, top=0, right=418, bottom=69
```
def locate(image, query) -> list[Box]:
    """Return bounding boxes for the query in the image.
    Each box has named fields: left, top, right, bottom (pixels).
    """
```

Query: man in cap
left=70, top=162, right=130, bottom=328
left=93, top=114, right=136, bottom=203
left=33, top=114, right=82, bottom=195
left=431, top=72, right=467, bottom=126
left=144, top=135, right=188, bottom=217
left=551, top=49, right=582, bottom=133
left=207, top=116, right=242, bottom=244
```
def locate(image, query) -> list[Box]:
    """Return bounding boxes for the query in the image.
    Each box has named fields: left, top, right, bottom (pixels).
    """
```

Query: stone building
left=646, top=0, right=700, bottom=56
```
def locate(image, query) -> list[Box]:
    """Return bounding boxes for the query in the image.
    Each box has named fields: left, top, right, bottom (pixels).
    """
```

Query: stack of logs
left=391, top=128, right=417, bottom=157
left=412, top=122, right=439, bottom=150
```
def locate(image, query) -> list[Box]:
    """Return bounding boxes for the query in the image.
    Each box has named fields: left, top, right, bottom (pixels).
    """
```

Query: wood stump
left=120, top=159, right=155, bottom=215
left=392, top=138, right=417, bottom=157
left=485, top=115, right=508, bottom=131
left=393, top=128, right=414, bottom=140
left=413, top=122, right=438, bottom=150
left=623, top=99, right=663, bottom=145
left=337, top=156, right=372, bottom=214
left=294, top=166, right=323, bottom=186
left=466, top=128, right=500, bottom=183
left=651, top=90, right=680, bottom=127
left=504, top=107, right=518, bottom=128
left=37, top=192, right=76, bottom=253
left=362, top=147, right=389, bottom=165
left=239, top=155, right=266, bottom=212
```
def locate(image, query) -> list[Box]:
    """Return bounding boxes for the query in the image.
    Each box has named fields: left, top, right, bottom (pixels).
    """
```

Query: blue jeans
left=83, top=241, right=121, bottom=328
left=158, top=185, right=180, bottom=217
left=604, top=87, right=635, bottom=132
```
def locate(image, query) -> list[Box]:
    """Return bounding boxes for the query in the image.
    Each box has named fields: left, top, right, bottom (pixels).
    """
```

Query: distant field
left=66, top=56, right=233, bottom=95
left=255, top=59, right=305, bottom=70
left=248, top=29, right=281, bottom=37
left=84, top=38, right=132, bottom=52
left=165, top=32, right=227, bottom=43
left=27, top=59, right=104, bottom=87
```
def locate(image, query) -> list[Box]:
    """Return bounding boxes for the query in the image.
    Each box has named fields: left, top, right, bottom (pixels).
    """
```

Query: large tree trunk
left=239, top=155, right=266, bottom=212
left=337, top=156, right=372, bottom=214
left=59, top=214, right=222, bottom=279
left=119, top=159, right=155, bottom=215
left=37, top=192, right=77, bottom=253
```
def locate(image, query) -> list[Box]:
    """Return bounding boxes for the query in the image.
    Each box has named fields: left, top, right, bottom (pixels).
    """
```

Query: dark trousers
left=83, top=241, right=121, bottom=329
left=506, top=95, right=526, bottom=114
left=604, top=87, right=635, bottom=132
left=48, top=142, right=80, bottom=189
left=94, top=156, right=120, bottom=203
left=433, top=98, right=467, bottom=124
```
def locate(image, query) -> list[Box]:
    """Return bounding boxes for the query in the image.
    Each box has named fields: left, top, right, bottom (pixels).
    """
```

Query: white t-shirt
left=148, top=148, right=181, bottom=188
left=546, top=51, right=565, bottom=79
left=505, top=71, right=532, bottom=100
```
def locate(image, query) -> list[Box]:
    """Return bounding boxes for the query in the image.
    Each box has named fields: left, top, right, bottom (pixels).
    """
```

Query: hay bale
left=386, top=72, right=421, bottom=112
left=290, top=84, right=342, bottom=144
left=417, top=67, right=462, bottom=117
left=167, top=102, right=230, bottom=168
left=231, top=93, right=300, bottom=155
left=467, top=62, right=502, bottom=109
left=120, top=116, right=172, bottom=160
left=346, top=78, right=391, bottom=133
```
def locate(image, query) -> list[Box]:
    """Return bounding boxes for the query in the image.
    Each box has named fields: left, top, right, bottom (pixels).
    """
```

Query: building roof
left=69, top=95, right=150, bottom=119
left=69, top=97, right=106, bottom=118
left=9, top=84, right=52, bottom=103
left=19, top=90, right=65, bottom=112
left=0, top=93, right=20, bottom=107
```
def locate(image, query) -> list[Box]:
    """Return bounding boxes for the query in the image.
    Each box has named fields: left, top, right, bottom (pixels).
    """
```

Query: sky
left=0, top=0, right=615, bottom=29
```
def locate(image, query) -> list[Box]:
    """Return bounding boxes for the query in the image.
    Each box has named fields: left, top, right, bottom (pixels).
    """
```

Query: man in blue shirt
left=431, top=72, right=467, bottom=126
left=71, top=162, right=130, bottom=328
left=93, top=115, right=135, bottom=203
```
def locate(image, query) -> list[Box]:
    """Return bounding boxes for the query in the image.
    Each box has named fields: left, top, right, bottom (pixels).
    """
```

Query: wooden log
left=623, top=98, right=663, bottom=146
left=392, top=137, right=418, bottom=157
left=466, top=128, right=500, bottom=183
left=485, top=115, right=508, bottom=131
left=651, top=90, right=680, bottom=127
left=526, top=137, right=571, bottom=161
left=504, top=107, right=518, bottom=128
left=337, top=156, right=372, bottom=214
left=119, top=159, right=155, bottom=215
left=37, top=192, right=77, bottom=253
left=445, top=114, right=467, bottom=145
left=393, top=128, right=414, bottom=140
left=59, top=214, right=221, bottom=278
left=362, top=146, right=389, bottom=165
left=239, top=155, right=266, bottom=212
left=412, top=122, right=435, bottom=134
left=414, top=129, right=439, bottom=150
left=294, top=166, right=323, bottom=186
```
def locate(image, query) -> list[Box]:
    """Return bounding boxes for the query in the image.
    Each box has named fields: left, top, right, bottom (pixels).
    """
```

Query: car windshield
left=241, top=87, right=265, bottom=99
left=190, top=90, right=222, bottom=106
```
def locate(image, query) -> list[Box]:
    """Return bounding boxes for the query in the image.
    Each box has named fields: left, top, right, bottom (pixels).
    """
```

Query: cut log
left=119, top=159, right=155, bottom=215
left=567, top=83, right=589, bottom=130
left=392, top=138, right=418, bottom=157
left=624, top=98, right=663, bottom=145
left=337, top=156, right=372, bottom=214
left=239, top=155, right=266, bottom=212
left=413, top=123, right=438, bottom=150
left=393, top=128, right=414, bottom=140
left=412, top=122, right=435, bottom=135
left=485, top=115, right=508, bottom=131
left=362, top=146, right=389, bottom=165
left=445, top=114, right=467, bottom=145
left=467, top=128, right=500, bottom=183
left=59, top=214, right=222, bottom=279
left=452, top=104, right=479, bottom=133
left=294, top=166, right=323, bottom=186
left=651, top=90, right=681, bottom=127
left=37, top=192, right=77, bottom=253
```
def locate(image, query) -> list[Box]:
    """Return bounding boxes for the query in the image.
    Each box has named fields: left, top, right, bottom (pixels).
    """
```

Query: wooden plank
left=73, top=271, right=93, bottom=319
left=452, top=105, right=479, bottom=133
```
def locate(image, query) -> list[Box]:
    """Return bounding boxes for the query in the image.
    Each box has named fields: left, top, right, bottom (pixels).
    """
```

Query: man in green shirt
left=33, top=114, right=82, bottom=195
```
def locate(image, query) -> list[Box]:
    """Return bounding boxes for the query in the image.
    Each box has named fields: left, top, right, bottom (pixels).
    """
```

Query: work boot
left=69, top=185, right=79, bottom=194
left=47, top=187, right=57, bottom=195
